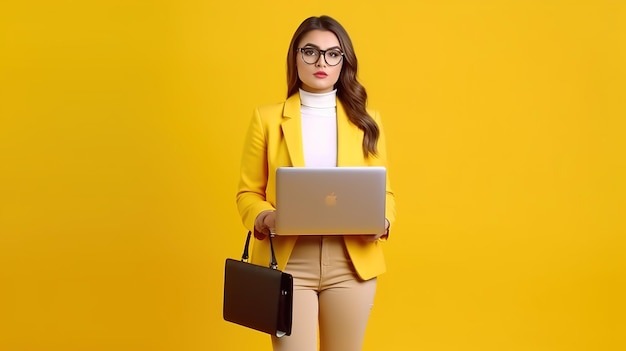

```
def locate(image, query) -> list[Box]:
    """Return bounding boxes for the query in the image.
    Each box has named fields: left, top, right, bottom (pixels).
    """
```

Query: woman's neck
left=299, top=89, right=337, bottom=108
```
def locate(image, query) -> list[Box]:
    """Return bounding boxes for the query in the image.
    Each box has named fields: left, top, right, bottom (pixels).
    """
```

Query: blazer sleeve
left=236, top=108, right=275, bottom=231
left=372, top=110, right=396, bottom=230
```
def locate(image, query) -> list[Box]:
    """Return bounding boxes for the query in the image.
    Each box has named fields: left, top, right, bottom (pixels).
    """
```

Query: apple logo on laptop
left=325, top=192, right=337, bottom=206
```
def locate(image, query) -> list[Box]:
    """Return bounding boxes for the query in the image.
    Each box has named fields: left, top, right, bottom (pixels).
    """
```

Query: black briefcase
left=223, top=231, right=293, bottom=337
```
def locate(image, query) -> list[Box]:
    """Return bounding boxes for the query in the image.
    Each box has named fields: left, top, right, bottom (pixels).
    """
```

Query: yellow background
left=1, top=1, right=624, bottom=350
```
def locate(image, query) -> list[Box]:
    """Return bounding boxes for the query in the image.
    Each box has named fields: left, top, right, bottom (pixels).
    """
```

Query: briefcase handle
left=241, top=231, right=279, bottom=270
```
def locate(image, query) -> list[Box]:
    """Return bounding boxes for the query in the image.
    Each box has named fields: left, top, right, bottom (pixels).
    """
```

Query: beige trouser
left=271, top=235, right=377, bottom=351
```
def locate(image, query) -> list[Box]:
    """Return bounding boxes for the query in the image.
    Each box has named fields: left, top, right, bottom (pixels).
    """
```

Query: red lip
left=314, top=71, right=328, bottom=78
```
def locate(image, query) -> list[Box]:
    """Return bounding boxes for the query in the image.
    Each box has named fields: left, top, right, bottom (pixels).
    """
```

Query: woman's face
left=296, top=30, right=343, bottom=94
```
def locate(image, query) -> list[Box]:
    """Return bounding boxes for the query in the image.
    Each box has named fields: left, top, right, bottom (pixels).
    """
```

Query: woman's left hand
left=360, top=219, right=390, bottom=242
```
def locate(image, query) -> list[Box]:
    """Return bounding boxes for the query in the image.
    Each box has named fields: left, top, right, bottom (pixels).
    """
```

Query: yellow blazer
left=236, top=92, right=396, bottom=280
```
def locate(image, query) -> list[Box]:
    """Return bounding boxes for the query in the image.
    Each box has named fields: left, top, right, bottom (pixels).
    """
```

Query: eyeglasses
left=297, top=47, right=344, bottom=66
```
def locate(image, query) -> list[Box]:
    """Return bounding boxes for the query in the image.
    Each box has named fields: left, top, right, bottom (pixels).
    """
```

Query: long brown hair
left=286, top=15, right=379, bottom=158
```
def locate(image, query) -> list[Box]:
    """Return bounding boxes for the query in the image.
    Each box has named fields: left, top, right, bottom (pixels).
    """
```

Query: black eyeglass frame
left=296, top=47, right=345, bottom=66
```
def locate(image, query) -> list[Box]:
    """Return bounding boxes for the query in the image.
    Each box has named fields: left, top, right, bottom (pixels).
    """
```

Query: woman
left=236, top=15, right=396, bottom=351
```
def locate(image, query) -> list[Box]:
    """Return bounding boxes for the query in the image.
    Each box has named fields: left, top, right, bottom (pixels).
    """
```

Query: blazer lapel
left=336, top=100, right=365, bottom=166
left=281, top=93, right=305, bottom=167
left=282, top=93, right=365, bottom=167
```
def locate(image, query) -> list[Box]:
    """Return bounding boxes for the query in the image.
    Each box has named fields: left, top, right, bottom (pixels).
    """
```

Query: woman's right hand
left=254, top=210, right=276, bottom=239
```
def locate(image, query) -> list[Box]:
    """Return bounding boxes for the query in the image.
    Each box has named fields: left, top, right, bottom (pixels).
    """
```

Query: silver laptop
left=274, top=167, right=386, bottom=235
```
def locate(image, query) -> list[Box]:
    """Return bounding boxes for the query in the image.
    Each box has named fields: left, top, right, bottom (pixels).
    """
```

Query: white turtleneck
left=299, top=89, right=338, bottom=167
